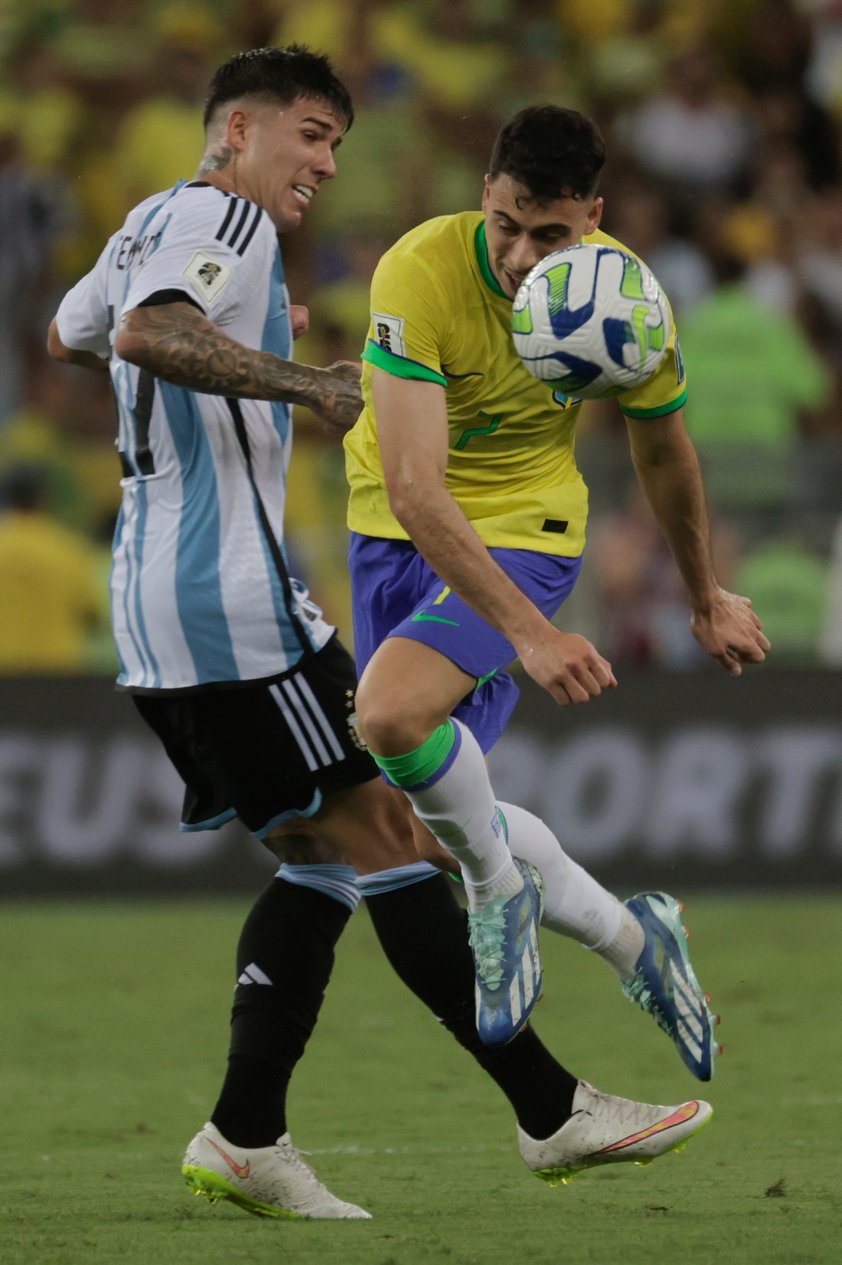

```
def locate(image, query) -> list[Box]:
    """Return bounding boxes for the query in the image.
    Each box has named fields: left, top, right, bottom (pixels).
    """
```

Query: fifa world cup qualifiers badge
left=372, top=312, right=406, bottom=357
left=182, top=251, right=233, bottom=305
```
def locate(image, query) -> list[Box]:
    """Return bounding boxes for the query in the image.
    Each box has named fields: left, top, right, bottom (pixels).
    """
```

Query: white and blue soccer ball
left=512, top=243, right=671, bottom=399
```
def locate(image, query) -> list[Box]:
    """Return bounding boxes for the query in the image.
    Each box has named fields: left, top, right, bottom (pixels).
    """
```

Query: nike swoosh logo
left=207, top=1136, right=251, bottom=1178
left=411, top=612, right=460, bottom=627
left=596, top=1101, right=701, bottom=1155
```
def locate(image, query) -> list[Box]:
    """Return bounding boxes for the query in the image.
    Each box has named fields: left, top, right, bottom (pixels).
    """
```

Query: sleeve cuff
left=621, top=387, right=687, bottom=419
left=362, top=338, right=448, bottom=385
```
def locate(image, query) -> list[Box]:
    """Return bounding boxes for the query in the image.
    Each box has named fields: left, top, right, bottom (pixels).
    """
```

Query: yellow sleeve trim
left=362, top=339, right=448, bottom=385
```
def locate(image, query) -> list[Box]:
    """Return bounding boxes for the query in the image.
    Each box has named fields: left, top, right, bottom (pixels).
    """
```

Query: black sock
left=365, top=874, right=578, bottom=1140
left=211, top=878, right=352, bottom=1147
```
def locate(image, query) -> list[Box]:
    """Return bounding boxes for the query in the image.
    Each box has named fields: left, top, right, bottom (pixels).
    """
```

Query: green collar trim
left=474, top=221, right=507, bottom=299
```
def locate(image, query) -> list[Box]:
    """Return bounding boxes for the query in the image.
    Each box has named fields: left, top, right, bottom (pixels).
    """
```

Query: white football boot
left=182, top=1122, right=371, bottom=1219
left=518, top=1080, right=713, bottom=1186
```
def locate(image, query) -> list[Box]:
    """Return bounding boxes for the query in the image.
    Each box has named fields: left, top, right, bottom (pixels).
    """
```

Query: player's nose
left=506, top=237, right=540, bottom=278
left=312, top=143, right=337, bottom=179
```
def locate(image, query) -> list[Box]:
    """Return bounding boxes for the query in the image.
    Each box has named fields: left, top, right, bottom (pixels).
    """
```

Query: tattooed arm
left=114, top=301, right=361, bottom=432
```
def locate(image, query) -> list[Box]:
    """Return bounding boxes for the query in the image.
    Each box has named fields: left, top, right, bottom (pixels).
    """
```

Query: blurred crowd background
left=2, top=0, right=842, bottom=676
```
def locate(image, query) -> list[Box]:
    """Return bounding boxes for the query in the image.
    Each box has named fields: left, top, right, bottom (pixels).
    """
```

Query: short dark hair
left=489, top=105, right=605, bottom=202
left=203, top=45, right=353, bottom=131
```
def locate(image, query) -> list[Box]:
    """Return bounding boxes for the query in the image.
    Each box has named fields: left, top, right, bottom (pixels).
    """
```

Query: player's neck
left=196, top=168, right=237, bottom=196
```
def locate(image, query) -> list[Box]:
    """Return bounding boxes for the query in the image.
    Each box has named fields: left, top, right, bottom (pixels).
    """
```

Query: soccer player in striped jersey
left=49, top=51, right=715, bottom=1220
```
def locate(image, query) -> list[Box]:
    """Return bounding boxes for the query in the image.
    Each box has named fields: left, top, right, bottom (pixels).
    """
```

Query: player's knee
left=354, top=679, right=425, bottom=755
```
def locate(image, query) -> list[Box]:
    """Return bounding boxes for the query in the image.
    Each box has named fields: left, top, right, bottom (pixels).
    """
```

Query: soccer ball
left=511, top=243, right=671, bottom=399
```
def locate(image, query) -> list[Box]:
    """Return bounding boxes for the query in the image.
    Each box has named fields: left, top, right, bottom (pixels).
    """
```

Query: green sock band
left=372, top=720, right=456, bottom=788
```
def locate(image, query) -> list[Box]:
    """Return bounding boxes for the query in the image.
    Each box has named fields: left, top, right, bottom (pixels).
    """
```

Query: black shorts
left=133, top=635, right=378, bottom=838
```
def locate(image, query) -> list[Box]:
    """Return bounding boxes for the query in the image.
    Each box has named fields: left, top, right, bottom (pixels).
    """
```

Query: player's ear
left=225, top=107, right=252, bottom=152
left=587, top=196, right=604, bottom=232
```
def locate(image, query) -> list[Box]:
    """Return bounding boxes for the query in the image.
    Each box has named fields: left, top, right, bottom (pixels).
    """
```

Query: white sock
left=498, top=801, right=644, bottom=979
left=404, top=719, right=517, bottom=908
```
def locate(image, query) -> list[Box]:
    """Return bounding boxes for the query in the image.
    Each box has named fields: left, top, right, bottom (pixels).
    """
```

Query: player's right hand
left=518, top=628, right=617, bottom=706
left=690, top=587, right=771, bottom=677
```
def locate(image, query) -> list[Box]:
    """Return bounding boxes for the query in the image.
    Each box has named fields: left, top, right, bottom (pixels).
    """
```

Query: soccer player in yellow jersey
left=346, top=106, right=770, bottom=1055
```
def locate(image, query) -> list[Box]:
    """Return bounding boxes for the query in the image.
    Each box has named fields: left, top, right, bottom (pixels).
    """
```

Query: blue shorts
left=348, top=533, right=582, bottom=752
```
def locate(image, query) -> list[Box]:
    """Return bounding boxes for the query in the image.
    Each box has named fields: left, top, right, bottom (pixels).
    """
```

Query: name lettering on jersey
left=115, top=230, right=163, bottom=271
left=373, top=313, right=406, bottom=358
left=181, top=250, right=233, bottom=305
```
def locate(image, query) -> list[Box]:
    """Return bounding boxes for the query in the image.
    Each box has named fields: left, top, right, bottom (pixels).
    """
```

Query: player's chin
left=276, top=203, right=305, bottom=232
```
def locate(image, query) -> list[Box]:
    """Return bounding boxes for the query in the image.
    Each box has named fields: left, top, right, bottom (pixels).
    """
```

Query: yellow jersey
left=0, top=511, right=103, bottom=672
left=344, top=212, right=686, bottom=556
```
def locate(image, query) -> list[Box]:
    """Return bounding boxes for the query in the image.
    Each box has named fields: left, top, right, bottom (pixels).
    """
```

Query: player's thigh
left=355, top=636, right=474, bottom=751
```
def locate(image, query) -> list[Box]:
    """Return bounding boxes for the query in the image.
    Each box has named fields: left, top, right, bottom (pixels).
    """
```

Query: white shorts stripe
left=280, top=678, right=333, bottom=766
left=288, top=674, right=346, bottom=762
left=268, top=683, right=319, bottom=771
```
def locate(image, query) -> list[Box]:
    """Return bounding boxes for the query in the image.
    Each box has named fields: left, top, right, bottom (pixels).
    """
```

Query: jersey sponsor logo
left=181, top=250, right=233, bottom=305
left=373, top=313, right=406, bottom=357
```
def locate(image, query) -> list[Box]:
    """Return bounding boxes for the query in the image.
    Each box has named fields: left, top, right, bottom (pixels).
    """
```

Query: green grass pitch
left=1, top=895, right=839, bottom=1265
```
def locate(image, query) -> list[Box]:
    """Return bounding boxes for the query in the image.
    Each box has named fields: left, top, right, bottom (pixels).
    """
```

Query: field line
left=305, top=1142, right=513, bottom=1157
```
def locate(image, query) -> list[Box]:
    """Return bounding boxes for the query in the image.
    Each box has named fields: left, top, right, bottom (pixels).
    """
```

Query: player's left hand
left=690, top=588, right=771, bottom=677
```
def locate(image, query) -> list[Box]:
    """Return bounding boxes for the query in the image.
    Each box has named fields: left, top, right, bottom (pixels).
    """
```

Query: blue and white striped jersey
left=56, top=181, right=334, bottom=691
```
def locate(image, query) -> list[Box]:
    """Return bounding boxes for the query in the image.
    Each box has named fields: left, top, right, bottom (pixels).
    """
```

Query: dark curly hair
left=489, top=105, right=605, bottom=201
